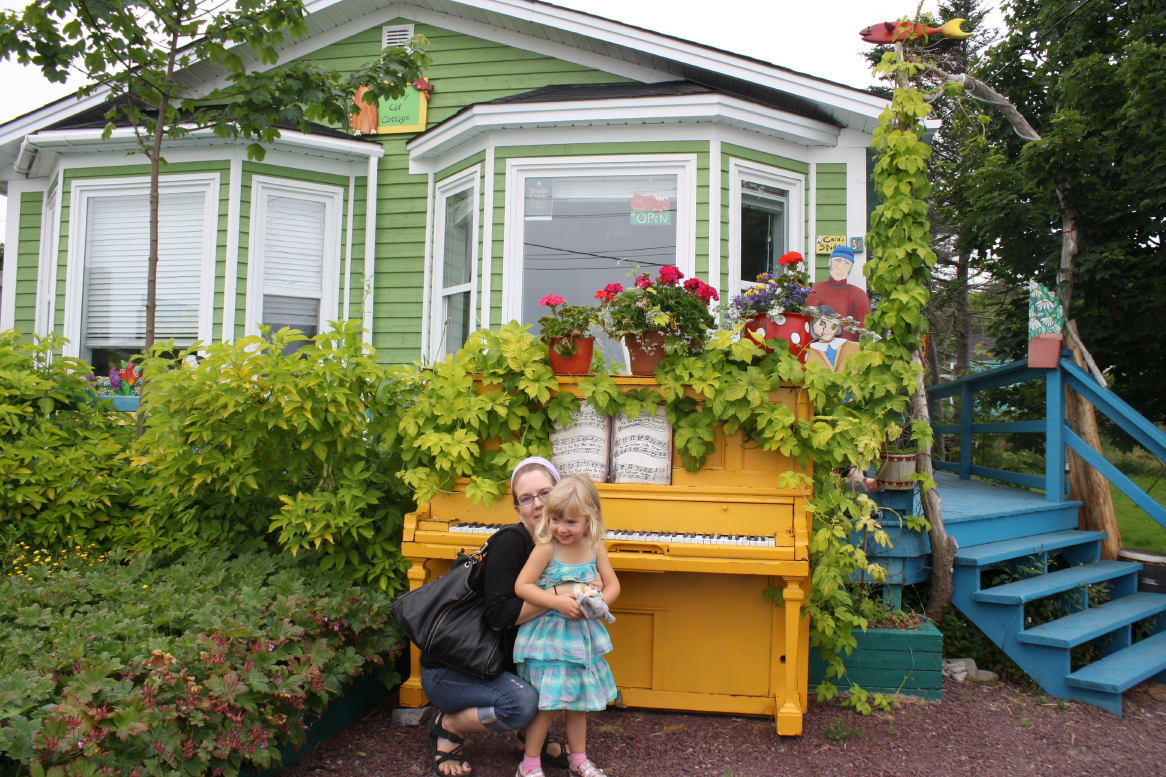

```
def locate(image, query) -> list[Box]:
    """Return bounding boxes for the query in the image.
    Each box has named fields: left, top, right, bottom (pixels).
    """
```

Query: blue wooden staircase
left=927, top=357, right=1166, bottom=716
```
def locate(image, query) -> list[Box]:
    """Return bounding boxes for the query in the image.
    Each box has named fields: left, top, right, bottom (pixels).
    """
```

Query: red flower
left=635, top=274, right=654, bottom=290
left=683, top=277, right=701, bottom=293
left=659, top=265, right=684, bottom=285
left=779, top=251, right=804, bottom=267
left=594, top=282, right=624, bottom=302
left=539, top=294, right=565, bottom=307
left=684, top=278, right=719, bottom=304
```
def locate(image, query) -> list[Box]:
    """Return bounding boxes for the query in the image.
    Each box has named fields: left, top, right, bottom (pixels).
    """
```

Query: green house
left=0, top=0, right=883, bottom=370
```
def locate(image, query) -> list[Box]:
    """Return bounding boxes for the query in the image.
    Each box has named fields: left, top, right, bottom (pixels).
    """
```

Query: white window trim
left=62, top=173, right=220, bottom=358
left=428, top=165, right=481, bottom=360
left=727, top=158, right=806, bottom=300
left=501, top=154, right=698, bottom=325
left=244, top=175, right=344, bottom=339
left=34, top=185, right=60, bottom=337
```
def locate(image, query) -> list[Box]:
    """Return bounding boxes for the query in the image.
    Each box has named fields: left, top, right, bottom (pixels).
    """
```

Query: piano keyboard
left=447, top=522, right=777, bottom=547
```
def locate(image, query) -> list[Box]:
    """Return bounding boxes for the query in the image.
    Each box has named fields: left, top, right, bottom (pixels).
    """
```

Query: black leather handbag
left=390, top=538, right=507, bottom=680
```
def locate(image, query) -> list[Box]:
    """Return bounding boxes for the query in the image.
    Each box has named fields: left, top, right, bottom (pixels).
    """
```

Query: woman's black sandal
left=428, top=712, right=474, bottom=776
left=515, top=732, right=570, bottom=771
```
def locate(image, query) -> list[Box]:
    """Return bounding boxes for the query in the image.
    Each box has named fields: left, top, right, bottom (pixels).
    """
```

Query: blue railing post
left=960, top=383, right=974, bottom=480
left=1045, top=364, right=1066, bottom=502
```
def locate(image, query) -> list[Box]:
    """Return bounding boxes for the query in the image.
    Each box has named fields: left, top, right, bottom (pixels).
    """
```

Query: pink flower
left=659, top=265, right=684, bottom=285
left=635, top=274, right=654, bottom=290
left=684, top=278, right=719, bottom=304
left=594, top=282, right=624, bottom=302
left=539, top=294, right=565, bottom=307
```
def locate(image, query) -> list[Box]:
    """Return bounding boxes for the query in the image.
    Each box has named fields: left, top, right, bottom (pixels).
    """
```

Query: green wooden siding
left=12, top=191, right=44, bottom=338
left=237, top=162, right=355, bottom=341
left=57, top=162, right=231, bottom=342
left=297, top=18, right=630, bottom=364
left=719, top=144, right=812, bottom=290
left=815, top=163, right=848, bottom=279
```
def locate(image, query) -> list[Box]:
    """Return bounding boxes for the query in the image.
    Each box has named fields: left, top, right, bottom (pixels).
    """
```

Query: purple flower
left=109, top=368, right=122, bottom=391
left=274, top=677, right=282, bottom=686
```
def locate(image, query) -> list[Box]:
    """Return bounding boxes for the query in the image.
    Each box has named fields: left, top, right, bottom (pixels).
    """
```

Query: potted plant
left=877, top=421, right=917, bottom=491
left=538, top=294, right=600, bottom=375
left=1027, top=280, right=1064, bottom=369
left=726, top=251, right=814, bottom=360
left=594, top=266, right=718, bottom=376
left=85, top=361, right=142, bottom=411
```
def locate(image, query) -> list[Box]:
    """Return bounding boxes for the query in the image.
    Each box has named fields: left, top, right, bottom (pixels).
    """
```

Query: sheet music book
left=550, top=401, right=611, bottom=482
left=610, top=406, right=672, bottom=485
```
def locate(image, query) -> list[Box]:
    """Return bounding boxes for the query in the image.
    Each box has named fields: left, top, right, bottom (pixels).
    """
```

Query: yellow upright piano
left=398, top=377, right=812, bottom=735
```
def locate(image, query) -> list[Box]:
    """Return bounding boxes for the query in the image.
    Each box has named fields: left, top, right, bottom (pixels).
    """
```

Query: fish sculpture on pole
left=859, top=18, right=971, bottom=44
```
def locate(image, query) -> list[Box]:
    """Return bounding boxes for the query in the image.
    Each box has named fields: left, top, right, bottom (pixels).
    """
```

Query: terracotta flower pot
left=624, top=331, right=669, bottom=376
left=547, top=336, right=595, bottom=375
left=744, top=312, right=812, bottom=362
left=1028, top=333, right=1063, bottom=369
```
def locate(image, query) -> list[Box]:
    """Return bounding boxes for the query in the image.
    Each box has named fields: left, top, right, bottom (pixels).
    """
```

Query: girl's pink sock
left=521, top=754, right=542, bottom=774
left=570, top=752, right=588, bottom=769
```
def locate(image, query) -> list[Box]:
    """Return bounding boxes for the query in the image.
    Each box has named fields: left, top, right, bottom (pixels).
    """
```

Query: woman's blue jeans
left=421, top=666, right=539, bottom=733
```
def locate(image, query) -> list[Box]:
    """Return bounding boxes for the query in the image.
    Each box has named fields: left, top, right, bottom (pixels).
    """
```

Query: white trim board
left=243, top=175, right=345, bottom=339
left=0, top=178, right=50, bottom=330
left=501, top=153, right=698, bottom=325
left=62, top=173, right=221, bottom=358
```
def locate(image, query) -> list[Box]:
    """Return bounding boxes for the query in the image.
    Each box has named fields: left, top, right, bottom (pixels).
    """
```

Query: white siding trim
left=501, top=154, right=698, bottom=325
left=221, top=155, right=243, bottom=342
left=708, top=139, right=721, bottom=296
left=62, top=173, right=220, bottom=358
left=362, top=155, right=377, bottom=346
left=726, top=158, right=806, bottom=300
left=480, top=145, right=495, bottom=331
left=420, top=171, right=436, bottom=362
left=808, top=162, right=817, bottom=283
left=344, top=173, right=356, bottom=319
left=34, top=184, right=60, bottom=337
left=243, top=175, right=344, bottom=339
left=843, top=145, right=869, bottom=291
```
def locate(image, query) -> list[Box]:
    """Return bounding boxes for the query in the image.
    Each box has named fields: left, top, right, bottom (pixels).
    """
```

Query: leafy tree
left=0, top=0, right=429, bottom=351
left=949, top=0, right=1166, bottom=420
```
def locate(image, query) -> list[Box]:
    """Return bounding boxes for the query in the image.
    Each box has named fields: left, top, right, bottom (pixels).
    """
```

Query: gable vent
left=382, top=24, right=414, bottom=49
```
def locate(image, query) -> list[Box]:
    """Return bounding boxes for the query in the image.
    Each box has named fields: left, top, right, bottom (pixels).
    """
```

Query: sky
left=0, top=0, right=1005, bottom=239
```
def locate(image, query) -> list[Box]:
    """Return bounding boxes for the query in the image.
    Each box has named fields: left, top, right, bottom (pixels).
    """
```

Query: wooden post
left=1065, top=322, right=1121, bottom=559
left=1046, top=365, right=1066, bottom=502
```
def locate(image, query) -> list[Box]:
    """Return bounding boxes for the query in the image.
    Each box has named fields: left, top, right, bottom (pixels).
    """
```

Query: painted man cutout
left=805, top=245, right=871, bottom=342
left=804, top=305, right=860, bottom=373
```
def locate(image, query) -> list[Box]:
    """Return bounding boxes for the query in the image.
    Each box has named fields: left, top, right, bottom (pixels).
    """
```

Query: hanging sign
left=630, top=193, right=672, bottom=226
left=350, top=83, right=429, bottom=135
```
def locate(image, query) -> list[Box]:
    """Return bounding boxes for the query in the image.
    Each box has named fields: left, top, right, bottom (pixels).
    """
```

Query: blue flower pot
left=99, top=396, right=140, bottom=412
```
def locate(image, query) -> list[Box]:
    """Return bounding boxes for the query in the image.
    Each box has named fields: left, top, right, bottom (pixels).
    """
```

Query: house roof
left=0, top=0, right=886, bottom=184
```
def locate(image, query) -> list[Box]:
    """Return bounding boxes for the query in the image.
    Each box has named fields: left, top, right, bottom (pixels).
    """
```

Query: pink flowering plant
left=537, top=293, right=600, bottom=357
left=595, top=266, right=719, bottom=355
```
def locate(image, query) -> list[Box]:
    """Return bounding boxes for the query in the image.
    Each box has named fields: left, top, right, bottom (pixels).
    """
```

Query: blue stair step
left=1017, top=592, right=1166, bottom=648
left=972, top=560, right=1142, bottom=605
left=955, top=530, right=1108, bottom=568
left=1065, top=631, right=1166, bottom=694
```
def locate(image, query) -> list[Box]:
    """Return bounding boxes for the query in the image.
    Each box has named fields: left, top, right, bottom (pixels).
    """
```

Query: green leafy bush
left=0, top=549, right=402, bottom=777
left=0, top=333, right=136, bottom=551
left=131, top=322, right=414, bottom=592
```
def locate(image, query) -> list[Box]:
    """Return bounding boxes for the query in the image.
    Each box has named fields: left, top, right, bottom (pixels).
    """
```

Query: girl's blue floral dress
left=513, top=549, right=618, bottom=711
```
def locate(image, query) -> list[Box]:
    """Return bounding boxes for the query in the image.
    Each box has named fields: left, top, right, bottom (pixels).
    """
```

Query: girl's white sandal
left=569, top=760, right=608, bottom=777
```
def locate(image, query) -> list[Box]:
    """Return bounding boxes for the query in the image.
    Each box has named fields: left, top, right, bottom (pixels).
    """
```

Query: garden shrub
left=0, top=548, right=402, bottom=777
left=0, top=333, right=136, bottom=551
left=131, top=321, right=416, bottom=593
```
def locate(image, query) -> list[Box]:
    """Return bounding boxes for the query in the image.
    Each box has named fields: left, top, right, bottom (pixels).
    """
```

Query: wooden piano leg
left=776, top=575, right=806, bottom=736
left=397, top=559, right=432, bottom=708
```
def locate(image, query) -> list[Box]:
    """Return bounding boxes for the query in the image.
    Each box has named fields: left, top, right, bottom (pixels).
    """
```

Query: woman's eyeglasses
left=515, top=489, right=552, bottom=507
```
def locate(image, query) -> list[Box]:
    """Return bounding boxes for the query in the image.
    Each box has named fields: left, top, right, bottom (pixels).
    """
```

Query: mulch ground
left=279, top=679, right=1166, bottom=777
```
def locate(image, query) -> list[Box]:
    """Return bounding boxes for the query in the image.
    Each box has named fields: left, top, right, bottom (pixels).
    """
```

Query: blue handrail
left=925, top=355, right=1166, bottom=531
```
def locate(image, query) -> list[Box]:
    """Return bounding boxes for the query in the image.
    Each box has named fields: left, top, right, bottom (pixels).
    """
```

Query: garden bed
left=809, top=620, right=943, bottom=700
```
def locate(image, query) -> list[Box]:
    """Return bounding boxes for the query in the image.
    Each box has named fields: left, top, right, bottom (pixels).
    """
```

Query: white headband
left=510, top=456, right=561, bottom=492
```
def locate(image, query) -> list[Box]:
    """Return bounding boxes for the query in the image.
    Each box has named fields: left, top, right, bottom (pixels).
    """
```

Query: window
left=62, top=175, right=218, bottom=362
left=246, top=177, right=342, bottom=349
left=504, top=156, right=697, bottom=364
left=728, top=160, right=805, bottom=298
left=429, top=170, right=479, bottom=359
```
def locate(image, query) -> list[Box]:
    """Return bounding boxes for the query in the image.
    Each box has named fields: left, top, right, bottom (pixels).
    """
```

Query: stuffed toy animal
left=571, top=583, right=616, bottom=623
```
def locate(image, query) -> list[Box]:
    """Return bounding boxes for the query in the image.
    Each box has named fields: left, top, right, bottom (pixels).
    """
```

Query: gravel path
left=279, top=680, right=1166, bottom=777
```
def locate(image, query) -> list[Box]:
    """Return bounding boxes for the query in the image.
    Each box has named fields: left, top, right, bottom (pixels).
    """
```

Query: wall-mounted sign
left=815, top=235, right=847, bottom=254
left=630, top=193, right=671, bottom=226
left=849, top=236, right=865, bottom=253
left=350, top=83, right=429, bottom=135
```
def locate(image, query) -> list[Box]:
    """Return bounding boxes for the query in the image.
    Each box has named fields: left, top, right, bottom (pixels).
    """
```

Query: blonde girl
left=512, top=474, right=620, bottom=777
